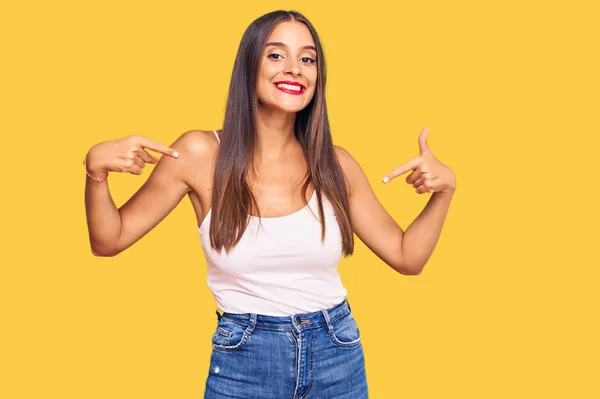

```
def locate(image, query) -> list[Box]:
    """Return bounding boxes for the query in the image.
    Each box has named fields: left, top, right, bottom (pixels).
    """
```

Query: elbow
left=90, top=244, right=120, bottom=257
left=397, top=266, right=423, bottom=276
left=91, top=248, right=116, bottom=257
left=392, top=259, right=424, bottom=276
left=405, top=267, right=424, bottom=276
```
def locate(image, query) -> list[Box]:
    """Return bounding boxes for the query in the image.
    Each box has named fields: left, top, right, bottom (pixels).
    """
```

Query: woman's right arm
left=84, top=130, right=212, bottom=257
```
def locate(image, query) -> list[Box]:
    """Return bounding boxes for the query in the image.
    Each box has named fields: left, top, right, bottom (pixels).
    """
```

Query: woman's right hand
left=85, top=134, right=180, bottom=179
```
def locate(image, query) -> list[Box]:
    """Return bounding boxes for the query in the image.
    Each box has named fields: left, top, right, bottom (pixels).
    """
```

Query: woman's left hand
left=382, top=127, right=456, bottom=194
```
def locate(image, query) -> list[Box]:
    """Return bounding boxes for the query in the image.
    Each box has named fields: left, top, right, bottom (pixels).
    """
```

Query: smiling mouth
left=274, top=82, right=306, bottom=95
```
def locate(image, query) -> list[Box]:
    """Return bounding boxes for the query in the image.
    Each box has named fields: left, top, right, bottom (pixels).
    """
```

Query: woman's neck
left=255, top=107, right=299, bottom=163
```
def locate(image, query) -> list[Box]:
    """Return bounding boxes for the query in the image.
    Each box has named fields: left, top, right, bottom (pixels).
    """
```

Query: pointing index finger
left=383, top=157, right=422, bottom=183
left=136, top=136, right=179, bottom=158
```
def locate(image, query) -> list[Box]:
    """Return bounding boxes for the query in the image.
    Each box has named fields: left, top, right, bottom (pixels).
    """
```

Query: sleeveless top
left=196, top=129, right=348, bottom=316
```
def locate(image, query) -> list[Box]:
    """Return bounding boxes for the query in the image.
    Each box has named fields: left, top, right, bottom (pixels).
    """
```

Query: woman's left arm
left=336, top=127, right=456, bottom=275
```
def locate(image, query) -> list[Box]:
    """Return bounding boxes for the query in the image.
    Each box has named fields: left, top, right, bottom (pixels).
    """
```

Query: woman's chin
left=259, top=102, right=308, bottom=115
left=280, top=105, right=307, bottom=114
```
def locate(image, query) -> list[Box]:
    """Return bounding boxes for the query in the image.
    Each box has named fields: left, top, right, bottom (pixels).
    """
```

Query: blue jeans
left=203, top=298, right=368, bottom=398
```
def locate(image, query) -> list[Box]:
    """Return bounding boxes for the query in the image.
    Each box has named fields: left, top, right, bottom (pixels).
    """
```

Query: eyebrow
left=265, top=42, right=317, bottom=52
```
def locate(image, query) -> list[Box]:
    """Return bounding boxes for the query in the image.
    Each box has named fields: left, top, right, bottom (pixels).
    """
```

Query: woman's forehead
left=266, top=21, right=315, bottom=48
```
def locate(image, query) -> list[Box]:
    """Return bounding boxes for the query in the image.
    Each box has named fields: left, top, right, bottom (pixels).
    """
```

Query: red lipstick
left=274, top=81, right=306, bottom=95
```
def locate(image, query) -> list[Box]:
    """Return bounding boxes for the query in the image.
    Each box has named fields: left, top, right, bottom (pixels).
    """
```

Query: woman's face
left=256, top=21, right=318, bottom=114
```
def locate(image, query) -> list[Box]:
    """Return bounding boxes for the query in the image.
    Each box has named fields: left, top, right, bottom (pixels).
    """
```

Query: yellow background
left=1, top=0, right=598, bottom=397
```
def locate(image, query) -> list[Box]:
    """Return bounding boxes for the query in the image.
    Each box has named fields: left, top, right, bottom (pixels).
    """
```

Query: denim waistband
left=215, top=297, right=353, bottom=331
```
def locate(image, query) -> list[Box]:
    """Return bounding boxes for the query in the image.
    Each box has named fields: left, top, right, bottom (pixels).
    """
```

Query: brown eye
left=268, top=53, right=283, bottom=60
left=301, top=57, right=316, bottom=64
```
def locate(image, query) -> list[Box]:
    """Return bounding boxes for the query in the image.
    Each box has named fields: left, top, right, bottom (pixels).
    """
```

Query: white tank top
left=196, top=130, right=348, bottom=316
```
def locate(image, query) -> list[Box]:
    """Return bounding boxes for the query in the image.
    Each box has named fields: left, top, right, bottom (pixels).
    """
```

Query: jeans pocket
left=328, top=312, right=362, bottom=348
left=211, top=317, right=252, bottom=352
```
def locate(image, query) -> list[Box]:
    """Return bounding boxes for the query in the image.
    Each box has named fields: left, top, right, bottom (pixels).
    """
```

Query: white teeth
left=276, top=83, right=302, bottom=91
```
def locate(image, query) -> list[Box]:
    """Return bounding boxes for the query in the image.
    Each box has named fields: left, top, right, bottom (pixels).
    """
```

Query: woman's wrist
left=84, top=151, right=108, bottom=181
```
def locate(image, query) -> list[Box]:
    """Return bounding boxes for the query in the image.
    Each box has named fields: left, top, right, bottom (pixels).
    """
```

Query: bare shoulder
left=333, top=144, right=348, bottom=160
left=167, top=129, right=220, bottom=190
left=172, top=129, right=219, bottom=160
left=333, top=144, right=360, bottom=169
left=333, top=144, right=365, bottom=198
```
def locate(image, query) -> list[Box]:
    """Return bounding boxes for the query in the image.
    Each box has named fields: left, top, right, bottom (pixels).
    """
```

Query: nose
left=284, top=58, right=301, bottom=76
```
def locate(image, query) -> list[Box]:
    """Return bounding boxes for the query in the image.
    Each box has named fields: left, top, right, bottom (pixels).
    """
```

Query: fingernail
left=383, top=177, right=389, bottom=183
left=173, top=151, right=179, bottom=158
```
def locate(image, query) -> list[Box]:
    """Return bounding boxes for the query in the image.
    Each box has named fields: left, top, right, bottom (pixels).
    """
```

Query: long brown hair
left=209, top=10, right=354, bottom=256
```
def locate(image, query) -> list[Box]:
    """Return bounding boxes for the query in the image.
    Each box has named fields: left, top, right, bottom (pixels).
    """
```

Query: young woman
left=84, top=10, right=456, bottom=398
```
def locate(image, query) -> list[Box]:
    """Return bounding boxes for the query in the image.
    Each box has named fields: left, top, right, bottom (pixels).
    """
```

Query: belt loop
left=321, top=308, right=334, bottom=333
left=346, top=297, right=352, bottom=313
left=246, top=313, right=257, bottom=334
left=215, top=309, right=222, bottom=321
